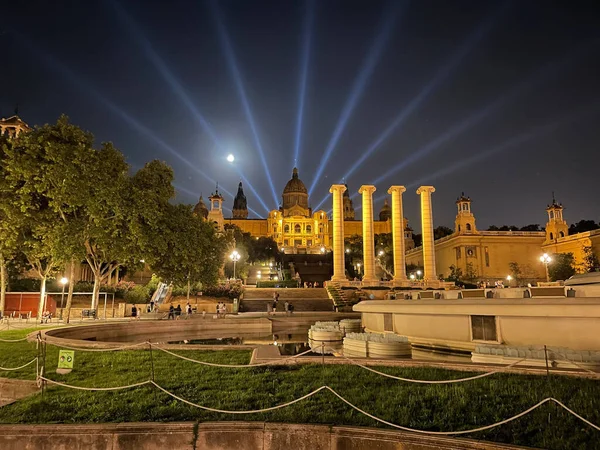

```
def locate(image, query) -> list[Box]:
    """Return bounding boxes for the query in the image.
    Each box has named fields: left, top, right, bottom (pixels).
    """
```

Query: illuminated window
left=294, top=224, right=301, bottom=233
left=284, top=224, right=290, bottom=233
left=306, top=225, right=312, bottom=234
left=485, top=247, right=490, bottom=267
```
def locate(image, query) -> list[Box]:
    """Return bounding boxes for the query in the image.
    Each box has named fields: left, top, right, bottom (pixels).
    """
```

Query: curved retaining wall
left=0, top=421, right=527, bottom=450
left=40, top=318, right=272, bottom=347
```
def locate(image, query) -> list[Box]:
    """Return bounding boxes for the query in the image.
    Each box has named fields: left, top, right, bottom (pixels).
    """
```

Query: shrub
left=124, top=285, right=150, bottom=304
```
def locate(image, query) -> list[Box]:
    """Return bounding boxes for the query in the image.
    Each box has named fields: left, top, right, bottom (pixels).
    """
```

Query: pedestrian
left=284, top=301, right=289, bottom=315
left=288, top=303, right=294, bottom=314
left=221, top=303, right=227, bottom=318
left=131, top=305, right=137, bottom=320
left=186, top=303, right=192, bottom=318
left=168, top=305, right=175, bottom=320
left=149, top=301, right=154, bottom=312
left=202, top=309, right=206, bottom=319
left=175, top=304, right=182, bottom=319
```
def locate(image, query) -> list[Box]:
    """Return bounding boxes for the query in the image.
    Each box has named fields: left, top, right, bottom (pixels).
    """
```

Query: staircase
left=240, top=288, right=334, bottom=312
left=326, top=283, right=357, bottom=309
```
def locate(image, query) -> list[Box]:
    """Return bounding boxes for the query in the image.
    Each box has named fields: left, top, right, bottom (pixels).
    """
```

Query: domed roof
left=379, top=198, right=391, bottom=221
left=283, top=168, right=307, bottom=195
left=193, top=195, right=209, bottom=219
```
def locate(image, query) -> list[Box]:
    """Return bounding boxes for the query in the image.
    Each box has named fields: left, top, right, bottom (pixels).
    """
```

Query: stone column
left=388, top=186, right=407, bottom=283
left=416, top=186, right=436, bottom=281
left=358, top=185, right=377, bottom=283
left=329, top=184, right=347, bottom=282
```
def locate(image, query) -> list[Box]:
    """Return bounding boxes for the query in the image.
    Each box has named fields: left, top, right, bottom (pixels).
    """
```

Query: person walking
left=186, top=303, right=193, bottom=318
left=175, top=304, right=182, bottom=320
left=202, top=309, right=206, bottom=319
left=131, top=305, right=137, bottom=320
left=168, top=305, right=175, bottom=320
left=284, top=301, right=290, bottom=316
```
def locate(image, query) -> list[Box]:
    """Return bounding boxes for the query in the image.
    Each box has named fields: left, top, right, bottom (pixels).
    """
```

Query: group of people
left=302, top=281, right=320, bottom=288
left=215, top=302, right=227, bottom=318
left=267, top=291, right=294, bottom=315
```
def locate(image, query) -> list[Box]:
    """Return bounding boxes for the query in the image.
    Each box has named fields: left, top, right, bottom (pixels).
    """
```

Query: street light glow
left=60, top=277, right=69, bottom=285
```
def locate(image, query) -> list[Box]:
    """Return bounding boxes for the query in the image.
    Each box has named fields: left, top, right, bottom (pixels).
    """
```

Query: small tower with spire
left=232, top=181, right=249, bottom=219
left=207, top=183, right=224, bottom=231
left=343, top=183, right=355, bottom=220
left=545, top=193, right=568, bottom=243
left=455, top=192, right=477, bottom=234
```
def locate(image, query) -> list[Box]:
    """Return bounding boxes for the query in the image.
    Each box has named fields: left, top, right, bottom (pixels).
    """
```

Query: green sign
left=58, top=350, right=74, bottom=369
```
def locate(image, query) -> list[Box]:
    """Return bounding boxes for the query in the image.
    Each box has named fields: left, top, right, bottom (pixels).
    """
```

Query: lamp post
left=540, top=253, right=552, bottom=282
left=59, top=277, right=68, bottom=320
left=416, top=270, right=422, bottom=280
left=230, top=250, right=240, bottom=280
left=506, top=275, right=512, bottom=287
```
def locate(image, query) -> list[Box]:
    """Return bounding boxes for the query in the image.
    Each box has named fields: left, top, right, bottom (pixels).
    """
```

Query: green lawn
left=1, top=328, right=599, bottom=449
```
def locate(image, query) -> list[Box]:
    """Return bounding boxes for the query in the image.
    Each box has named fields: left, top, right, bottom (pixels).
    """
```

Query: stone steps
left=240, top=298, right=334, bottom=313
left=243, top=288, right=328, bottom=300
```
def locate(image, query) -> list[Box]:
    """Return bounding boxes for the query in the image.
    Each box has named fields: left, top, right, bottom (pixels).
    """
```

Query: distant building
left=196, top=168, right=414, bottom=254
left=0, top=114, right=30, bottom=138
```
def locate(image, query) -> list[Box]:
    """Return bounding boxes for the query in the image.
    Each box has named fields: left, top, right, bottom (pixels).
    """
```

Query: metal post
left=103, top=293, right=107, bottom=320
left=544, top=345, right=550, bottom=377
left=545, top=264, right=550, bottom=283
left=111, top=294, right=115, bottom=318
left=321, top=342, right=325, bottom=365
left=60, top=284, right=65, bottom=320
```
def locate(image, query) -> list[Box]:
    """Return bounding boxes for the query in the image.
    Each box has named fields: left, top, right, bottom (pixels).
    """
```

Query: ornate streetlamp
left=230, top=250, right=241, bottom=279
left=540, top=253, right=552, bottom=282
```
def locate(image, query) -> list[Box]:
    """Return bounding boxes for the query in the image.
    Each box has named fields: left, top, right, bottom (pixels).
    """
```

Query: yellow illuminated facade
left=405, top=194, right=600, bottom=282
left=197, top=168, right=413, bottom=254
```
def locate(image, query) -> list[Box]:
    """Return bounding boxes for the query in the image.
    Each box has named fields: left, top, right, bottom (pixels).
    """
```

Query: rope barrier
left=43, top=340, right=149, bottom=352
left=0, top=336, right=30, bottom=343
left=31, top=376, right=600, bottom=434
left=0, top=358, right=37, bottom=371
left=153, top=344, right=315, bottom=367
left=333, top=350, right=527, bottom=384
left=39, top=376, right=151, bottom=391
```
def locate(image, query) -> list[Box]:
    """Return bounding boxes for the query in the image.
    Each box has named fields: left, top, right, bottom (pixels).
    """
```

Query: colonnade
left=330, top=184, right=437, bottom=284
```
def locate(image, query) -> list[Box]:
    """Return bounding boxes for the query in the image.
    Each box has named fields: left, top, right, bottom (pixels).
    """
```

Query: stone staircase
left=240, top=288, right=334, bottom=312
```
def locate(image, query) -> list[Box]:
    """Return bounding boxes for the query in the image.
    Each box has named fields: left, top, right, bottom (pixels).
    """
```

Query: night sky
left=2, top=0, right=600, bottom=232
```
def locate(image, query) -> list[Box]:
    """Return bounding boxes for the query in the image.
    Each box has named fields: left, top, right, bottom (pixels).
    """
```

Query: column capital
left=358, top=185, right=377, bottom=195
left=387, top=185, right=406, bottom=195
left=416, top=185, right=436, bottom=195
left=329, top=184, right=347, bottom=195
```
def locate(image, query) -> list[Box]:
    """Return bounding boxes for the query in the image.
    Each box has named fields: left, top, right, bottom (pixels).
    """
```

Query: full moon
left=226, top=154, right=235, bottom=163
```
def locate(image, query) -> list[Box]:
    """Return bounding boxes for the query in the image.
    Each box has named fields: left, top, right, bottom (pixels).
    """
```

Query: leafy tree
left=569, top=220, right=599, bottom=235
left=508, top=262, right=522, bottom=285
left=487, top=225, right=499, bottom=231
left=548, top=253, right=576, bottom=281
left=434, top=226, right=453, bottom=240
left=520, top=224, right=541, bottom=231
left=146, top=204, right=225, bottom=300
left=582, top=246, right=600, bottom=272
left=447, top=264, right=463, bottom=282
left=464, top=262, right=478, bottom=282
left=412, top=233, right=423, bottom=247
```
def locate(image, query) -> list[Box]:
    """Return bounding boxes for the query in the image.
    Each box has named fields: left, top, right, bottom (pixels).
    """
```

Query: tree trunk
left=186, top=277, right=191, bottom=301
left=92, top=275, right=101, bottom=311
left=0, top=254, right=6, bottom=316
left=64, top=259, right=76, bottom=324
left=37, top=276, right=47, bottom=322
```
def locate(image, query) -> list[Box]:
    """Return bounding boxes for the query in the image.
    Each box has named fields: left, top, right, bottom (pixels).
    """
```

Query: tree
left=146, top=204, right=225, bottom=300
left=520, top=224, right=541, bottom=232
left=508, top=262, right=522, bottom=285
left=434, top=226, right=453, bottom=240
left=464, top=262, right=478, bottom=282
left=412, top=233, right=423, bottom=247
left=548, top=253, right=576, bottom=281
left=582, top=246, right=600, bottom=272
left=569, top=220, right=599, bottom=235
left=447, top=264, right=463, bottom=282
left=487, top=225, right=499, bottom=231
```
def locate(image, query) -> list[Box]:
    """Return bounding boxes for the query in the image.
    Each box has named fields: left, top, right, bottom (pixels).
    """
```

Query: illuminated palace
left=194, top=168, right=415, bottom=254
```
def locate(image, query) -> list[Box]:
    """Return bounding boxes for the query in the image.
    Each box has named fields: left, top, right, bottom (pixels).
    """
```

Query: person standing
left=175, top=304, right=182, bottom=320
left=186, top=303, right=192, bottom=318
left=168, top=305, right=174, bottom=320
left=131, top=305, right=137, bottom=320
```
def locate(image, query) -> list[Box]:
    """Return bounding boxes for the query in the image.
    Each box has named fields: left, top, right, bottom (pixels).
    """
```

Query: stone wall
left=0, top=422, right=526, bottom=450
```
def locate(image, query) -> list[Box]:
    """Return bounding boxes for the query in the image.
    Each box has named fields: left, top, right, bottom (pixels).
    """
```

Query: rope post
left=321, top=342, right=325, bottom=366
left=544, top=345, right=550, bottom=378
left=41, top=336, right=47, bottom=398
left=148, top=341, right=157, bottom=404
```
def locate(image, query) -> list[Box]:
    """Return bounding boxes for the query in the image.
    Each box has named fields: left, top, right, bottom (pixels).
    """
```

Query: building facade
left=198, top=168, right=414, bottom=254
left=405, top=194, right=600, bottom=282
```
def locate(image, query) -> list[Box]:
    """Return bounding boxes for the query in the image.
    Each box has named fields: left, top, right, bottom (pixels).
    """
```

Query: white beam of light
left=307, top=1, right=405, bottom=197
left=209, top=0, right=279, bottom=208
left=311, top=2, right=507, bottom=212
left=293, top=0, right=315, bottom=172
left=365, top=41, right=599, bottom=193
left=109, top=0, right=222, bottom=146
left=12, top=31, right=235, bottom=201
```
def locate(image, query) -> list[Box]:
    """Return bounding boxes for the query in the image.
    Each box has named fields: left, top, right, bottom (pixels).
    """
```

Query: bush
left=124, top=285, right=150, bottom=304
left=203, top=284, right=242, bottom=299
left=9, top=278, right=40, bottom=292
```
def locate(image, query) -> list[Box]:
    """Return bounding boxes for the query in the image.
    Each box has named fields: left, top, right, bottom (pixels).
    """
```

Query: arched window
left=284, top=224, right=290, bottom=233
left=306, top=225, right=312, bottom=234
left=559, top=231, right=565, bottom=238
left=550, top=232, right=554, bottom=240
left=273, top=225, right=277, bottom=232
left=294, top=224, right=301, bottom=233
left=458, top=225, right=461, bottom=232
left=466, top=223, right=472, bottom=231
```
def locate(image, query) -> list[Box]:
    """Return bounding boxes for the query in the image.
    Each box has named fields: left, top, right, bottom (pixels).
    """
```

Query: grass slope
left=0, top=328, right=599, bottom=449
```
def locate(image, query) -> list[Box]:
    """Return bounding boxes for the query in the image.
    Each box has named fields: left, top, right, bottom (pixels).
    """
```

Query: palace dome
left=283, top=168, right=307, bottom=194
left=193, top=195, right=209, bottom=219
left=379, top=198, right=391, bottom=221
